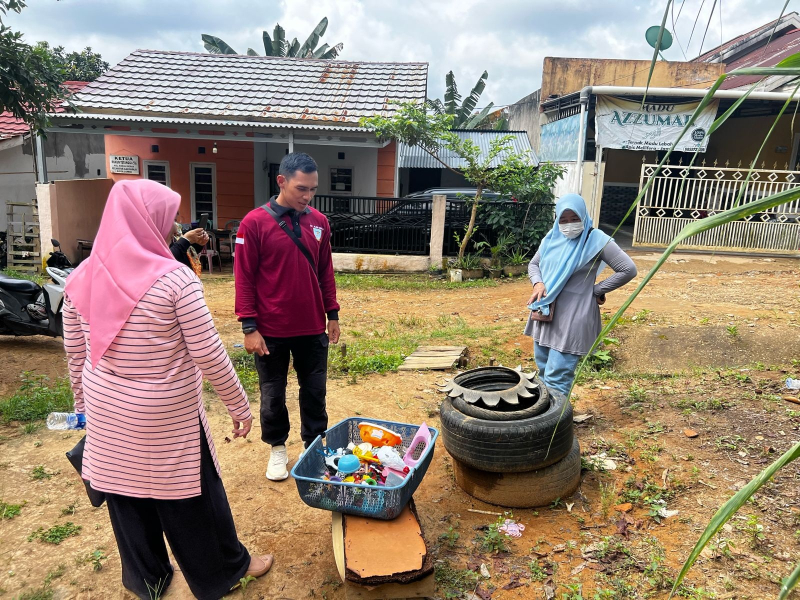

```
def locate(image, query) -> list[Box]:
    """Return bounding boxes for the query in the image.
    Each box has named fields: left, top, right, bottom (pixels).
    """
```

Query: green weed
left=434, top=560, right=479, bottom=599
left=1, top=500, right=24, bottom=519
left=30, top=465, right=56, bottom=480
left=228, top=351, right=259, bottom=395
left=438, top=523, right=461, bottom=549
left=43, top=564, right=66, bottom=585
left=335, top=273, right=498, bottom=291
left=14, top=586, right=54, bottom=600
left=29, top=522, right=81, bottom=544
left=0, top=373, right=73, bottom=424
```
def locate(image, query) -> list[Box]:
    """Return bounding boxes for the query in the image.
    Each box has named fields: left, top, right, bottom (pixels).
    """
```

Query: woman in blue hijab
left=523, top=194, right=637, bottom=396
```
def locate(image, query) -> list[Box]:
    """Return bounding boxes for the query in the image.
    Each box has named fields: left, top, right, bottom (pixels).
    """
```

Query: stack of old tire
left=439, top=366, right=580, bottom=508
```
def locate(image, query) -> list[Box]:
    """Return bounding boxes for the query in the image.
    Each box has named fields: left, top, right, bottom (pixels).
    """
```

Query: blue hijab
left=529, top=194, right=611, bottom=314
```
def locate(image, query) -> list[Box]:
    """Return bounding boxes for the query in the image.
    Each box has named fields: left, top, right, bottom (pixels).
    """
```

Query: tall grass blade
left=778, top=561, right=800, bottom=600
left=642, top=0, right=674, bottom=106
left=669, top=440, right=800, bottom=597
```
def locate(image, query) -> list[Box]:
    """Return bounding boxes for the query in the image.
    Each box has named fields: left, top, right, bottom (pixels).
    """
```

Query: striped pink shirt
left=63, top=266, right=251, bottom=500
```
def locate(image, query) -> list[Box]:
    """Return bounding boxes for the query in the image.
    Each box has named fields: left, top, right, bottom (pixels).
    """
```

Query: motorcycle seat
left=0, top=277, right=41, bottom=294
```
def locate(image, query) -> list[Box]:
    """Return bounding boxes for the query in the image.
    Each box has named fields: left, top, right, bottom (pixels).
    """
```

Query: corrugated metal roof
left=715, top=29, right=800, bottom=90
left=48, top=112, right=372, bottom=132
left=398, top=130, right=537, bottom=169
left=68, top=49, right=428, bottom=125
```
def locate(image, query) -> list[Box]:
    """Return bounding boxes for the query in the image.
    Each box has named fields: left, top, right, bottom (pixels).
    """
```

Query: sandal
left=245, top=554, right=274, bottom=578
left=230, top=555, right=273, bottom=591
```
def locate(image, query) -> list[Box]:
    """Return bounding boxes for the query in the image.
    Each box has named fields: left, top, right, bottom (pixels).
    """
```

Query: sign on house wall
left=539, top=112, right=587, bottom=162
left=595, top=96, right=719, bottom=153
left=109, top=155, right=140, bottom=175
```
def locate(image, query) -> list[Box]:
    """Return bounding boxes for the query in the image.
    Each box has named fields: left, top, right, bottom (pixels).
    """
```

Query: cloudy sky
left=7, top=0, right=789, bottom=106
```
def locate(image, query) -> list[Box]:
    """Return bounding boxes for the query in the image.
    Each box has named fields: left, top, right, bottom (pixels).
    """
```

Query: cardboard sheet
left=343, top=505, right=426, bottom=578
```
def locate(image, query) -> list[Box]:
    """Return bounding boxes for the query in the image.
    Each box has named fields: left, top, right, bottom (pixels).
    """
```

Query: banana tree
left=427, top=70, right=497, bottom=129
left=202, top=17, right=343, bottom=59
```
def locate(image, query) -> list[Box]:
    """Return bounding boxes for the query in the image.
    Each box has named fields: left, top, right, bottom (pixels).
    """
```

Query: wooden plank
left=399, top=345, right=466, bottom=371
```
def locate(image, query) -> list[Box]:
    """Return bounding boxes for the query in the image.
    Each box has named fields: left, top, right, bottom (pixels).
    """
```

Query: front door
left=190, top=163, right=216, bottom=227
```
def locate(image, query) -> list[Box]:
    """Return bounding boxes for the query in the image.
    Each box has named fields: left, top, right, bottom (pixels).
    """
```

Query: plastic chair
left=199, top=234, right=222, bottom=273
left=218, top=220, right=240, bottom=262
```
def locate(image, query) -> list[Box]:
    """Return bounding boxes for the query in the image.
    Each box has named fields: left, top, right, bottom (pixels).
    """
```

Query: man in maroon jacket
left=235, top=152, right=340, bottom=481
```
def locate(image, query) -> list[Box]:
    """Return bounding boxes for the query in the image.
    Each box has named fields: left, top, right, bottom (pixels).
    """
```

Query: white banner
left=595, top=96, right=719, bottom=153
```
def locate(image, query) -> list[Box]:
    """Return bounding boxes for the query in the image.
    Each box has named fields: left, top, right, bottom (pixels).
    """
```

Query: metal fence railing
left=313, top=195, right=432, bottom=255
left=311, top=195, right=555, bottom=257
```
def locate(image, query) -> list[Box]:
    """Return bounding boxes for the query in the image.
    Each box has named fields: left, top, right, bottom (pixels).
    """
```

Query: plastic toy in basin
left=358, top=422, right=403, bottom=447
left=337, top=454, right=361, bottom=474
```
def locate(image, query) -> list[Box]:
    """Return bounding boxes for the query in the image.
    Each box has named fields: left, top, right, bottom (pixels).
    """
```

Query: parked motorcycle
left=0, top=239, right=73, bottom=338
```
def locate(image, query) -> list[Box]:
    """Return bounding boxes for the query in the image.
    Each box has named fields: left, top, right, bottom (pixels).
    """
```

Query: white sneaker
left=266, top=445, right=289, bottom=481
left=298, top=442, right=309, bottom=461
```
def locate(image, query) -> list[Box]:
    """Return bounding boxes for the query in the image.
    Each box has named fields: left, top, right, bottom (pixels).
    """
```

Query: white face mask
left=558, top=222, right=584, bottom=239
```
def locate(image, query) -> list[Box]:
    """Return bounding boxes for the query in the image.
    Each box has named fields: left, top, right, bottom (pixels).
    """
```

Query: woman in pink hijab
left=63, top=180, right=272, bottom=599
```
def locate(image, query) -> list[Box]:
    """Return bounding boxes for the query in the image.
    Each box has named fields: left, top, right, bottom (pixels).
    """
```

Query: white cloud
left=5, top=0, right=793, bottom=106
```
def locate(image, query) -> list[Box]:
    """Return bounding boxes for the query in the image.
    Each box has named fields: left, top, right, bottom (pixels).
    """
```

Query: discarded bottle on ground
left=46, top=412, right=86, bottom=430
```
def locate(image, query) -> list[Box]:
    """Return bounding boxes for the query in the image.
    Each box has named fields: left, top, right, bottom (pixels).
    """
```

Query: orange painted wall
left=377, top=141, right=397, bottom=197
left=104, top=135, right=254, bottom=227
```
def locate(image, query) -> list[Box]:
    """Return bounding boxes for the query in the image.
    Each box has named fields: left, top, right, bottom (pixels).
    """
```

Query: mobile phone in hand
left=198, top=213, right=209, bottom=230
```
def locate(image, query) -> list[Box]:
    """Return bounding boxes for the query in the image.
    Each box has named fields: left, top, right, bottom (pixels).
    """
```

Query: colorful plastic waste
left=498, top=519, right=525, bottom=538
left=403, top=422, right=431, bottom=468
left=375, top=446, right=406, bottom=470
left=358, top=422, right=403, bottom=447
left=337, top=454, right=361, bottom=474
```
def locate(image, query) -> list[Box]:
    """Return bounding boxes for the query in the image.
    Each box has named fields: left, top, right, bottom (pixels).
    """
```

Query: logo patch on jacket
left=312, top=225, right=323, bottom=242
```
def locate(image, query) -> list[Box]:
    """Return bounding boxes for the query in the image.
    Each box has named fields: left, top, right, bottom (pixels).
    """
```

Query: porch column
left=429, top=194, right=447, bottom=267
left=35, top=134, right=48, bottom=183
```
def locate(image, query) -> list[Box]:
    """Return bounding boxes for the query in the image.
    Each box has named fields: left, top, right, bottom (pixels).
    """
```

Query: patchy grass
left=28, top=522, right=81, bottom=544
left=228, top=350, right=260, bottom=396
left=434, top=560, right=479, bottom=599
left=0, top=269, right=47, bottom=285
left=335, top=273, right=500, bottom=291
left=328, top=315, right=516, bottom=378
left=0, top=373, right=73, bottom=424
left=1, top=500, right=24, bottom=519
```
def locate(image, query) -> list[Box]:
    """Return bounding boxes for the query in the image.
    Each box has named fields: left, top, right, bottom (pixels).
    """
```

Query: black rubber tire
left=440, top=390, right=574, bottom=473
left=452, top=438, right=582, bottom=508
left=451, top=379, right=550, bottom=421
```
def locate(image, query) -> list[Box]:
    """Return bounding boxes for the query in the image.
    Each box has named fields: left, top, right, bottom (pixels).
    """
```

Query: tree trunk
left=458, top=185, right=482, bottom=262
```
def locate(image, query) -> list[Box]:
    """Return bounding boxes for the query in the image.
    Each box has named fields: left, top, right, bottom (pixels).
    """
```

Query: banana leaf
left=287, top=38, right=300, bottom=57
left=246, top=48, right=259, bottom=56
left=201, top=34, right=237, bottom=55
left=272, top=24, right=286, bottom=57
left=457, top=70, right=488, bottom=127
left=445, top=71, right=460, bottom=116
left=298, top=17, right=328, bottom=58
left=320, top=43, right=343, bottom=60
left=262, top=31, right=273, bottom=56
left=463, top=103, right=494, bottom=129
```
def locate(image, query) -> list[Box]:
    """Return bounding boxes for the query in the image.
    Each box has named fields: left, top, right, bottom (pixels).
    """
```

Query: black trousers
left=105, top=426, right=250, bottom=600
left=254, top=333, right=329, bottom=446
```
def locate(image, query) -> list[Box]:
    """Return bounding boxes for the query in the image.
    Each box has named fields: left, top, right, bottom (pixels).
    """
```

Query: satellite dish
left=646, top=25, right=674, bottom=50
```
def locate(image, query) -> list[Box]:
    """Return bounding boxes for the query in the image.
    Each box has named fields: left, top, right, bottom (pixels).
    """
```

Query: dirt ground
left=1, top=251, right=799, bottom=599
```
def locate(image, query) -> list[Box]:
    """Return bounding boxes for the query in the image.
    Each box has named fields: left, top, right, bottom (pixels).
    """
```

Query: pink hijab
left=65, top=179, right=184, bottom=366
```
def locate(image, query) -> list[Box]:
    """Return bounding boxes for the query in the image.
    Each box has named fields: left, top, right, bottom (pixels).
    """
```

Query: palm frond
left=202, top=34, right=237, bottom=55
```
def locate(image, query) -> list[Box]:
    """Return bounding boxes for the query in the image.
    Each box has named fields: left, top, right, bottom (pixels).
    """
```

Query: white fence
left=633, top=162, right=800, bottom=254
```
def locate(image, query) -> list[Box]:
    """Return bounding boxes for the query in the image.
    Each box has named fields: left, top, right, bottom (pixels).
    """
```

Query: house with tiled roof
left=47, top=50, right=428, bottom=231
left=1, top=82, right=106, bottom=234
